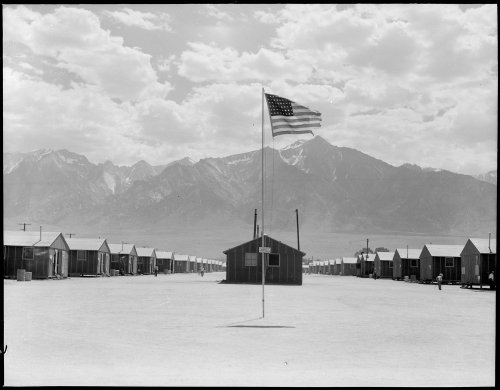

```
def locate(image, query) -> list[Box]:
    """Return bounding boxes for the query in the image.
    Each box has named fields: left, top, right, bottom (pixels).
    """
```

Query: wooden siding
left=359, top=260, right=374, bottom=277
left=225, top=237, right=303, bottom=285
left=460, top=240, right=497, bottom=287
left=110, top=254, right=137, bottom=274
left=374, top=259, right=393, bottom=278
left=157, top=259, right=172, bottom=273
left=68, top=250, right=110, bottom=276
left=4, top=246, right=68, bottom=279
left=420, top=246, right=461, bottom=283
left=341, top=263, right=357, bottom=276
left=401, top=258, right=420, bottom=281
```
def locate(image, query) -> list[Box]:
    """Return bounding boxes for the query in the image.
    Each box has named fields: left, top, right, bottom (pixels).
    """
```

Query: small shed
left=327, top=259, right=335, bottom=275
left=136, top=247, right=157, bottom=274
left=373, top=251, right=395, bottom=278
left=108, top=243, right=138, bottom=275
left=4, top=230, right=69, bottom=279
left=358, top=253, right=375, bottom=277
left=156, top=251, right=173, bottom=274
left=195, top=257, right=203, bottom=273
left=460, top=238, right=496, bottom=288
left=173, top=254, right=189, bottom=273
left=66, top=237, right=111, bottom=277
left=341, top=257, right=358, bottom=276
left=223, top=235, right=304, bottom=285
left=393, top=248, right=422, bottom=281
left=332, top=258, right=342, bottom=275
left=188, top=255, right=197, bottom=273
left=420, top=244, right=463, bottom=283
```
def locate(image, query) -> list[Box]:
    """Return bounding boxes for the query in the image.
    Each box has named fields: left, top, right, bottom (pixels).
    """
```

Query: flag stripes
left=265, top=93, right=322, bottom=137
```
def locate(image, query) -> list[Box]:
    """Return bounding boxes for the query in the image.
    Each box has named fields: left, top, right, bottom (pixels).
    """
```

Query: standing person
left=154, top=266, right=158, bottom=277
left=488, top=271, right=495, bottom=290
left=200, top=266, right=205, bottom=277
left=436, top=273, right=443, bottom=290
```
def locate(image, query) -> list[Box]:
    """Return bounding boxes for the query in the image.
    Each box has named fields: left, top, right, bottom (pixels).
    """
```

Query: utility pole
left=296, top=209, right=300, bottom=251
left=19, top=223, right=31, bottom=231
left=67, top=233, right=76, bottom=238
left=366, top=238, right=369, bottom=258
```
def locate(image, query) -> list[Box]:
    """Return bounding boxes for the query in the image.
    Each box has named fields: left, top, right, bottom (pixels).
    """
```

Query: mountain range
left=3, top=136, right=497, bottom=251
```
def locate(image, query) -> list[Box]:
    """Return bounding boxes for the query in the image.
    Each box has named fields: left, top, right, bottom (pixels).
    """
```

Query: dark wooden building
left=136, top=247, right=157, bottom=274
left=223, top=235, right=304, bottom=285
left=332, top=258, right=342, bottom=275
left=66, top=237, right=111, bottom=277
left=341, top=257, right=358, bottom=276
left=156, top=250, right=173, bottom=274
left=108, top=243, right=138, bottom=275
left=358, top=253, right=374, bottom=277
left=373, top=251, right=395, bottom=278
left=4, top=230, right=69, bottom=279
left=188, top=255, right=197, bottom=273
left=420, top=244, right=463, bottom=283
left=460, top=238, right=496, bottom=288
left=393, top=248, right=422, bottom=281
left=172, top=254, right=189, bottom=273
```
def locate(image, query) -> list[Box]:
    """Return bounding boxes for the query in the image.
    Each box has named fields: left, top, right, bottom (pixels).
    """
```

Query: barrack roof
left=376, top=251, right=395, bottom=261
left=66, top=237, right=108, bottom=251
left=467, top=238, right=497, bottom=254
left=136, top=247, right=156, bottom=257
left=395, top=248, right=422, bottom=259
left=4, top=230, right=64, bottom=247
left=424, top=244, right=464, bottom=257
left=108, top=243, right=136, bottom=255
left=156, top=251, right=173, bottom=259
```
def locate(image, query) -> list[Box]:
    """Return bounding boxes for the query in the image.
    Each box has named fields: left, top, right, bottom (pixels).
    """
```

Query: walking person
left=436, top=273, right=443, bottom=290
left=200, top=267, right=205, bottom=277
left=488, top=270, right=495, bottom=290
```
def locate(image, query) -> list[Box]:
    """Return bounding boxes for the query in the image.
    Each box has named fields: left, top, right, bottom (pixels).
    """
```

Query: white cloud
left=104, top=8, right=172, bottom=31
left=201, top=5, right=234, bottom=22
left=2, top=4, right=497, bottom=175
left=2, top=5, right=171, bottom=102
left=178, top=42, right=312, bottom=83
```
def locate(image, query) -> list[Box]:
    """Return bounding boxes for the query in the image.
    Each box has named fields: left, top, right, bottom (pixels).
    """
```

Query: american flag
left=265, top=93, right=322, bottom=137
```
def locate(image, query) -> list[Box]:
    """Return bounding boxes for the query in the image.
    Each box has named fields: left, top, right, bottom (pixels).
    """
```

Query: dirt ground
left=3, top=272, right=496, bottom=386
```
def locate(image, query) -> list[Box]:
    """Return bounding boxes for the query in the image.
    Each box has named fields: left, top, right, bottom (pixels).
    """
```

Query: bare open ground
left=3, top=272, right=495, bottom=386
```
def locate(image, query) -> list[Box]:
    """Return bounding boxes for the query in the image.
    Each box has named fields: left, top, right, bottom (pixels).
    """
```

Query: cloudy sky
left=2, top=4, right=497, bottom=175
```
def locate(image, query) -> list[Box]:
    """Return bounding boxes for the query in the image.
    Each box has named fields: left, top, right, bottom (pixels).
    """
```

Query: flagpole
left=261, top=87, right=265, bottom=319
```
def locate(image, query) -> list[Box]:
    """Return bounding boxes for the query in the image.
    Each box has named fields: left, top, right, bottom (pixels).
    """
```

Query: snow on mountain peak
left=281, top=139, right=306, bottom=151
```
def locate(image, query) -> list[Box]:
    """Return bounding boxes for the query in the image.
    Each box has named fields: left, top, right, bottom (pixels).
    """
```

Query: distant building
left=393, top=248, right=422, bottom=281
left=373, top=251, right=395, bottom=278
left=4, top=230, right=69, bottom=279
left=66, top=237, right=111, bottom=277
left=460, top=238, right=496, bottom=288
left=108, top=243, right=138, bottom=275
left=156, top=251, right=173, bottom=274
left=358, top=253, right=374, bottom=277
left=223, top=235, right=304, bottom=285
left=341, top=257, right=358, bottom=276
left=173, top=254, right=189, bottom=273
left=332, top=258, right=342, bottom=275
left=136, top=247, right=157, bottom=274
left=420, top=244, right=463, bottom=283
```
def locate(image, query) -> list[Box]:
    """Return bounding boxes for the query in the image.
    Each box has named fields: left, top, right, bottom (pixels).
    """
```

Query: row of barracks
left=306, top=237, right=496, bottom=288
left=3, top=229, right=225, bottom=279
